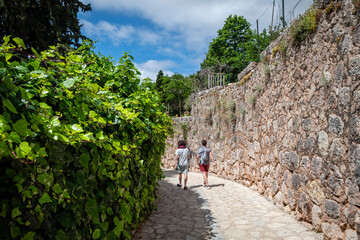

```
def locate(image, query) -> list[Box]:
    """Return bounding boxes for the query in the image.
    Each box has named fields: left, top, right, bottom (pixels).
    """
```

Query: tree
left=201, top=15, right=270, bottom=83
left=0, top=0, right=91, bottom=51
left=155, top=70, right=164, bottom=92
left=161, top=74, right=192, bottom=116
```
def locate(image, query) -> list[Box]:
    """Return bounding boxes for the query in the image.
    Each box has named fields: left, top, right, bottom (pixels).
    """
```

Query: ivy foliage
left=0, top=37, right=172, bottom=239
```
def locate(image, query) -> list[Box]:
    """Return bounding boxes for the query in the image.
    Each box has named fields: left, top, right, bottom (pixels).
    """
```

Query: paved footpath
left=133, top=170, right=324, bottom=240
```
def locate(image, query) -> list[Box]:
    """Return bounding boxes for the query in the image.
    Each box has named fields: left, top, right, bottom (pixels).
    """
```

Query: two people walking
left=175, top=139, right=214, bottom=190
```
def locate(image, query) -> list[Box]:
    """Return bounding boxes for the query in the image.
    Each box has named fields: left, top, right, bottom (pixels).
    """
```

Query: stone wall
left=162, top=0, right=360, bottom=239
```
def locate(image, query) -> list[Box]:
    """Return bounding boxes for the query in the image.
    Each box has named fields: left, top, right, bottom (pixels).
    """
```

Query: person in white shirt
left=175, top=140, right=190, bottom=190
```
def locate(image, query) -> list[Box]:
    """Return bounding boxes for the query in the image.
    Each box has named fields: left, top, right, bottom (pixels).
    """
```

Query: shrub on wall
left=290, top=7, right=321, bottom=45
left=0, top=37, right=172, bottom=239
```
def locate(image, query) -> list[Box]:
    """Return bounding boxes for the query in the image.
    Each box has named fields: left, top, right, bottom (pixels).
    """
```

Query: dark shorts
left=199, top=164, right=209, bottom=172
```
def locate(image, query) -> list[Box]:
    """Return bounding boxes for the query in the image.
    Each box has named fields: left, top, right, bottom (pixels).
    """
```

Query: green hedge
left=0, top=37, right=172, bottom=239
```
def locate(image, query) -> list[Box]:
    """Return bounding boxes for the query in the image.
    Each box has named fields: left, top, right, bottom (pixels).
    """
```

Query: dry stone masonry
left=162, top=0, right=360, bottom=239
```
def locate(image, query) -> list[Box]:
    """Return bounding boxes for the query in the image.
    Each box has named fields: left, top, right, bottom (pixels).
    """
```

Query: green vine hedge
left=0, top=37, right=172, bottom=239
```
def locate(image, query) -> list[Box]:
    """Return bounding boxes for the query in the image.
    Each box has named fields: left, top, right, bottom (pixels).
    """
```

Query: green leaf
left=11, top=226, right=20, bottom=239
left=50, top=117, right=61, bottom=127
left=3, top=99, right=18, bottom=114
left=101, top=222, right=109, bottom=232
left=79, top=153, right=90, bottom=168
left=11, top=207, right=21, bottom=219
left=13, top=37, right=27, bottom=49
left=31, top=47, right=40, bottom=58
left=3, top=36, right=10, bottom=45
left=19, top=142, right=32, bottom=156
left=0, top=202, right=7, bottom=217
left=92, top=229, right=101, bottom=239
left=39, top=192, right=52, bottom=204
left=5, top=53, right=13, bottom=61
left=85, top=199, right=98, bottom=219
left=52, top=183, right=62, bottom=194
left=38, top=147, right=48, bottom=157
left=39, top=102, right=52, bottom=109
left=13, top=119, right=29, bottom=136
left=62, top=78, right=76, bottom=88
left=114, top=225, right=122, bottom=238
left=22, top=231, right=35, bottom=240
left=107, top=207, right=114, bottom=215
left=55, top=230, right=67, bottom=240
left=37, top=172, right=54, bottom=190
left=71, top=124, right=83, bottom=133
left=10, top=131, right=21, bottom=143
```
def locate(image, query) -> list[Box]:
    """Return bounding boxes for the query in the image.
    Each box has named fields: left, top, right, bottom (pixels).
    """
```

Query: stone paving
left=133, top=170, right=324, bottom=240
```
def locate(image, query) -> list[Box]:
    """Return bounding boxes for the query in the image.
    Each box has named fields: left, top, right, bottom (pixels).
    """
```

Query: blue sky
left=80, top=0, right=312, bottom=80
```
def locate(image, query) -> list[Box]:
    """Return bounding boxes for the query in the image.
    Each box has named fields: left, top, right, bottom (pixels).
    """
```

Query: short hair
left=202, top=139, right=207, bottom=146
left=178, top=140, right=186, bottom=147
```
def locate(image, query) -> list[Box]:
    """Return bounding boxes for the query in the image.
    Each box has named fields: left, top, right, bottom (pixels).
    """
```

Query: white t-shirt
left=175, top=148, right=190, bottom=166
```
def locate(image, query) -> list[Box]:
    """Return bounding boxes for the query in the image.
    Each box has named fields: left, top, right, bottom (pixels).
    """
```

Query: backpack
left=199, top=146, right=209, bottom=164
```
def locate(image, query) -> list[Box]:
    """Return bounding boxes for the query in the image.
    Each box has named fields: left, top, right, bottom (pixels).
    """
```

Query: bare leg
left=202, top=171, right=207, bottom=185
left=179, top=174, right=182, bottom=185
left=184, top=173, right=188, bottom=187
left=205, top=172, right=209, bottom=185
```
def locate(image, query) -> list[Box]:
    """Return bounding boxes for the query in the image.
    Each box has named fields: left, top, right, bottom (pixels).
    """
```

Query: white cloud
left=81, top=19, right=162, bottom=46
left=136, top=60, right=175, bottom=80
left=137, top=29, right=162, bottom=45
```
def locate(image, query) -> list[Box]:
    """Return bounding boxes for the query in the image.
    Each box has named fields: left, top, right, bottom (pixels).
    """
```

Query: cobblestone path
left=133, top=170, right=324, bottom=240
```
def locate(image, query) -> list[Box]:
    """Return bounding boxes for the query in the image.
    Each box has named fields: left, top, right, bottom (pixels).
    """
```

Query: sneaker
left=177, top=184, right=182, bottom=187
left=203, top=181, right=206, bottom=186
left=206, top=185, right=211, bottom=189
left=184, top=186, right=188, bottom=190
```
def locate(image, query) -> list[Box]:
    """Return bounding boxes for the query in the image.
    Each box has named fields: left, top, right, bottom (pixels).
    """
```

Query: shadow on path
left=133, top=170, right=223, bottom=240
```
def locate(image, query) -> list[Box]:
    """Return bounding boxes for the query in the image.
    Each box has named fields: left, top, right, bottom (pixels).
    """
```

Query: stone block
left=356, top=211, right=360, bottom=236
left=306, top=180, right=325, bottom=205
left=305, top=137, right=316, bottom=152
left=324, top=199, right=340, bottom=219
left=327, top=175, right=344, bottom=197
left=321, top=222, right=343, bottom=240
left=345, top=205, right=358, bottom=228
left=318, top=130, right=329, bottom=156
left=330, top=138, right=345, bottom=160
left=350, top=116, right=360, bottom=141
left=302, top=118, right=313, bottom=132
left=312, top=205, right=322, bottom=232
left=311, top=156, right=323, bottom=177
left=328, top=114, right=344, bottom=136
left=284, top=151, right=299, bottom=172
left=300, top=156, right=310, bottom=172
left=346, top=177, right=360, bottom=207
left=344, top=229, right=358, bottom=240
left=292, top=174, right=301, bottom=190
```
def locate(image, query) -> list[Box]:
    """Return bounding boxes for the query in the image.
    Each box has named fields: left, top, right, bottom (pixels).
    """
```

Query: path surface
left=133, top=170, right=324, bottom=240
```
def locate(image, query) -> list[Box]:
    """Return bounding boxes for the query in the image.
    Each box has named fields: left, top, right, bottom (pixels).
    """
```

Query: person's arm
left=210, top=151, right=214, bottom=162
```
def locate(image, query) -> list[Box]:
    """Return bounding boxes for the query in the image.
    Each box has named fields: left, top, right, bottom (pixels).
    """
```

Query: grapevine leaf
left=92, top=229, right=101, bottom=239
left=39, top=193, right=52, bottom=204
left=13, top=37, right=27, bottom=49
left=22, top=231, right=35, bottom=240
left=3, top=99, right=18, bottom=113
left=11, top=207, right=21, bottom=219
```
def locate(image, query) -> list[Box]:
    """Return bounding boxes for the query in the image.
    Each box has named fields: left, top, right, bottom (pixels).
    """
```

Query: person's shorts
left=199, top=164, right=209, bottom=172
left=178, top=165, right=189, bottom=174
